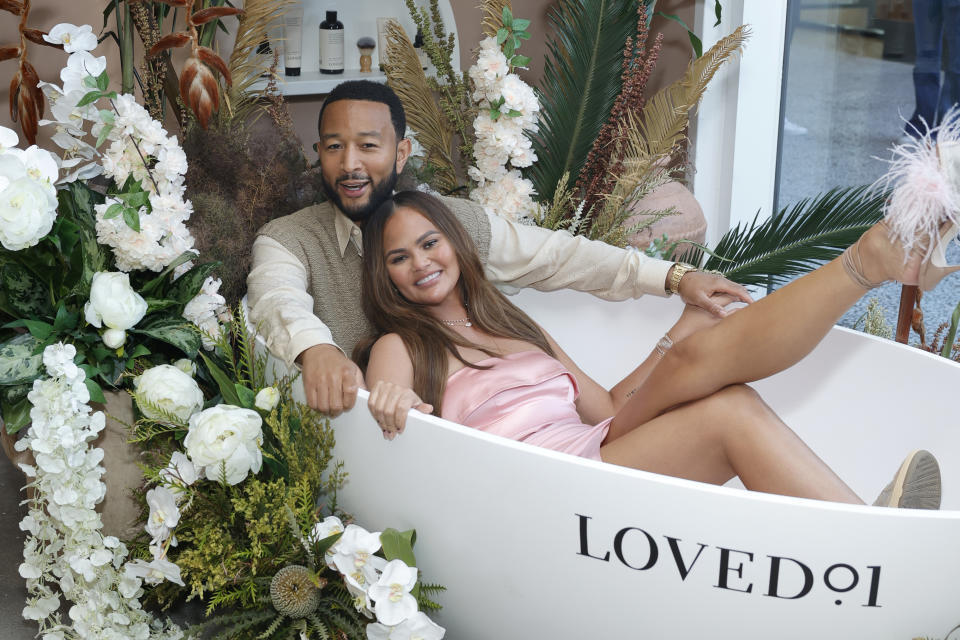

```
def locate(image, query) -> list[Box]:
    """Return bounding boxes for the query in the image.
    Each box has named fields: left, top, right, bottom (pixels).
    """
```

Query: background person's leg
left=907, top=0, right=944, bottom=135
left=938, top=0, right=960, bottom=120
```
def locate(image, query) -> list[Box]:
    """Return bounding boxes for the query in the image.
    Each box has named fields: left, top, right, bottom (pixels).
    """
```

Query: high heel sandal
left=849, top=110, right=960, bottom=291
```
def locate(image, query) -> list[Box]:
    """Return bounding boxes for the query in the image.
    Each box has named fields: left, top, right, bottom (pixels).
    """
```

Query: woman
left=356, top=190, right=953, bottom=508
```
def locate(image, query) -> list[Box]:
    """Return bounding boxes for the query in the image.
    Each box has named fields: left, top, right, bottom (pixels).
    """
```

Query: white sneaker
left=783, top=118, right=808, bottom=135
left=872, top=450, right=941, bottom=509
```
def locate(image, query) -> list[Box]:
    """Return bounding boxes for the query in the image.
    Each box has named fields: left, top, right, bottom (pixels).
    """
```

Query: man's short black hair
left=318, top=80, right=407, bottom=141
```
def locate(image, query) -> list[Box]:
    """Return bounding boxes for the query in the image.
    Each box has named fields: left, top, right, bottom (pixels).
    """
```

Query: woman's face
left=382, top=206, right=461, bottom=309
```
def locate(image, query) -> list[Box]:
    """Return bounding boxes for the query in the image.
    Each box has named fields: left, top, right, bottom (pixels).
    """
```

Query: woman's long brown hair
left=355, top=190, right=555, bottom=415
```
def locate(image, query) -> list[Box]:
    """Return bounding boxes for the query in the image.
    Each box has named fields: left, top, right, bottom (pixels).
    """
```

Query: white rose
left=101, top=328, right=126, bottom=349
left=134, top=364, right=204, bottom=423
left=0, top=174, right=57, bottom=251
left=184, top=405, right=263, bottom=485
left=254, top=387, right=280, bottom=412
left=84, top=271, right=148, bottom=330
left=173, top=358, right=196, bottom=377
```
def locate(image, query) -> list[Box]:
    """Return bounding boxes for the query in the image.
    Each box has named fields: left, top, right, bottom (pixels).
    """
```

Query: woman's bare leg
left=612, top=224, right=925, bottom=432
left=601, top=385, right=862, bottom=503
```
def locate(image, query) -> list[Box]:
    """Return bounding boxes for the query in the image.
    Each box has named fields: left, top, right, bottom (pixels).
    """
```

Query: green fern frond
left=306, top=613, right=332, bottom=640
left=687, top=186, right=887, bottom=287
left=530, top=0, right=639, bottom=202
left=188, top=609, right=275, bottom=639
left=256, top=613, right=287, bottom=639
left=415, top=581, right=447, bottom=611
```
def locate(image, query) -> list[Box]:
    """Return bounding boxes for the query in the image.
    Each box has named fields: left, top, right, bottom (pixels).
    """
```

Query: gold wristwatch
left=667, top=262, right=697, bottom=295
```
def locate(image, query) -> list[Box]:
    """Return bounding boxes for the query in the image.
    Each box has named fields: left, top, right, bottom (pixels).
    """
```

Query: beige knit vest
left=259, top=196, right=491, bottom=359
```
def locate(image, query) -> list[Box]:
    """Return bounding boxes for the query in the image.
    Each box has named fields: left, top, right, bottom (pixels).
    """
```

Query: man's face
left=317, top=100, right=412, bottom=222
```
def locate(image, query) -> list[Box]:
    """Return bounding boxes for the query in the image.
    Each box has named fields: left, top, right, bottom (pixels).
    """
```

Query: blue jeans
left=906, top=0, right=960, bottom=136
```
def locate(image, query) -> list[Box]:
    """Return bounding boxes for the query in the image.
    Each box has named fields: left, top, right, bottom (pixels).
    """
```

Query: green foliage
left=530, top=0, right=639, bottom=202
left=684, top=186, right=887, bottom=287
left=0, top=180, right=219, bottom=433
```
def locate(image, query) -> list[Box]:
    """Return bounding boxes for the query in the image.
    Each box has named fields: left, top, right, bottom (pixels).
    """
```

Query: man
left=247, top=80, right=751, bottom=415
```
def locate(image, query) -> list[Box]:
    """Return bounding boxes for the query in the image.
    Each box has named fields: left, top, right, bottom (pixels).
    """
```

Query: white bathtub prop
left=260, top=289, right=960, bottom=639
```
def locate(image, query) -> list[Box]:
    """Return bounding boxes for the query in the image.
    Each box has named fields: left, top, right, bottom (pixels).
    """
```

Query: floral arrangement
left=0, top=25, right=225, bottom=435
left=126, top=316, right=444, bottom=639
left=385, top=0, right=744, bottom=244
left=3, top=19, right=444, bottom=640
left=467, top=9, right=540, bottom=222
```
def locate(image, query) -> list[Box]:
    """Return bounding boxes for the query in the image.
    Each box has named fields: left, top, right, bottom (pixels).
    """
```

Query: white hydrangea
left=466, top=36, right=540, bottom=222
left=40, top=42, right=196, bottom=272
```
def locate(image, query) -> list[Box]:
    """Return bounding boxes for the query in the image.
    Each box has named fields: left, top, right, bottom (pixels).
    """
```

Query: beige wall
left=2, top=1, right=697, bottom=158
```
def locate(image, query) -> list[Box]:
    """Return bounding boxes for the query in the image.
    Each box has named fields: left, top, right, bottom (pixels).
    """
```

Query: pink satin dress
left=441, top=350, right=612, bottom=461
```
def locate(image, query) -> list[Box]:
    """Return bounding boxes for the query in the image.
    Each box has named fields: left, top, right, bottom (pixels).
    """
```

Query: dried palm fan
left=620, top=25, right=749, bottom=181
left=384, top=19, right=459, bottom=193
left=583, top=25, right=748, bottom=246
left=481, top=0, right=512, bottom=38
left=224, top=0, right=294, bottom=124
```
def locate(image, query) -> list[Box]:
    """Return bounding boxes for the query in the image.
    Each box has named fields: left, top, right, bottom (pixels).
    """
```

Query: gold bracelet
left=668, top=263, right=697, bottom=295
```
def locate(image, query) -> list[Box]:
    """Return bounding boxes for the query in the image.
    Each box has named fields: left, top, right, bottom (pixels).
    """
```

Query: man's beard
left=322, top=166, right=399, bottom=223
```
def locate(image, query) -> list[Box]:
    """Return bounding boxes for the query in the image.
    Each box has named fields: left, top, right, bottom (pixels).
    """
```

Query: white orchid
left=311, top=515, right=345, bottom=569
left=44, top=24, right=98, bottom=54
left=145, top=487, right=181, bottom=543
left=366, top=611, right=446, bottom=640
left=0, top=125, right=18, bottom=152
left=123, top=556, right=184, bottom=587
left=20, top=342, right=185, bottom=636
left=182, top=276, right=227, bottom=350
left=331, top=524, right=386, bottom=590
left=159, top=451, right=198, bottom=493
left=368, top=559, right=419, bottom=626
left=60, top=51, right=107, bottom=95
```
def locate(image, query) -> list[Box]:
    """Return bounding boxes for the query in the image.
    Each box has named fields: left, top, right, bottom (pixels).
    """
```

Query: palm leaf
left=683, top=186, right=887, bottom=288
left=224, top=0, right=292, bottom=122
left=529, top=0, right=639, bottom=202
left=481, top=0, right=511, bottom=38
